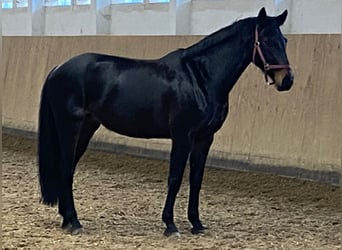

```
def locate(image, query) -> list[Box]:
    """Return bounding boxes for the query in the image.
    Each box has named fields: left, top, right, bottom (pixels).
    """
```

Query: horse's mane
left=184, top=17, right=256, bottom=57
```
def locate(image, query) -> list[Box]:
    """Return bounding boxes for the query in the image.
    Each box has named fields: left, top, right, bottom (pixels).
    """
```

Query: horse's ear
left=276, top=9, right=288, bottom=26
left=257, top=7, right=267, bottom=19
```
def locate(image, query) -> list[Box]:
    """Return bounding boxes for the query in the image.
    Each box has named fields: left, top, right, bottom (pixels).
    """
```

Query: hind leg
left=59, top=115, right=100, bottom=234
left=55, top=113, right=83, bottom=234
left=73, top=116, right=100, bottom=165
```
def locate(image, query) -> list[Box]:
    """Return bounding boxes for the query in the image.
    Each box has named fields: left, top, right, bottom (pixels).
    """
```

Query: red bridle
left=252, top=25, right=291, bottom=84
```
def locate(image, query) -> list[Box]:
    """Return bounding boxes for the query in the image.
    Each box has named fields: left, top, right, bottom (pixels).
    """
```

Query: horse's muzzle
left=275, top=69, right=294, bottom=92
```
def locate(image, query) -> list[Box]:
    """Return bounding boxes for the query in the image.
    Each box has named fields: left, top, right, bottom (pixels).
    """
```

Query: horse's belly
left=98, top=112, right=171, bottom=139
left=92, top=78, right=175, bottom=139
left=103, top=122, right=171, bottom=139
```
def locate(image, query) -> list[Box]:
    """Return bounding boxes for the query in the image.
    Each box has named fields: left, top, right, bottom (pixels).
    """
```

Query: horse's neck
left=185, top=26, right=254, bottom=104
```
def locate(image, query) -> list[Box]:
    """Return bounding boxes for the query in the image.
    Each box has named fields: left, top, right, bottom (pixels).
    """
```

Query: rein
left=252, top=25, right=291, bottom=84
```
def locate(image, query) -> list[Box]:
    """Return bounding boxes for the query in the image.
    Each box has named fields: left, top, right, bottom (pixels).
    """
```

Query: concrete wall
left=2, top=35, right=341, bottom=184
left=2, top=0, right=341, bottom=35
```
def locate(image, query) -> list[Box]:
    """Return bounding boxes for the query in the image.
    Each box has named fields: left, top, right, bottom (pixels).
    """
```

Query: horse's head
left=253, top=7, right=294, bottom=91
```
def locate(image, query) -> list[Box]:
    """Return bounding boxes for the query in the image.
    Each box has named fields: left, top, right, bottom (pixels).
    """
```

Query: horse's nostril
left=277, top=74, right=293, bottom=91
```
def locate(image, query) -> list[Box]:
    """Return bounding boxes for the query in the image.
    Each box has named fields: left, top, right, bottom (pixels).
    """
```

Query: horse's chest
left=208, top=104, right=229, bottom=129
left=193, top=103, right=228, bottom=136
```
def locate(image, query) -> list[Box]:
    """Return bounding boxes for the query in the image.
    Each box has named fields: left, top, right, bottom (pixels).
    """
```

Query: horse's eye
left=284, top=37, right=288, bottom=43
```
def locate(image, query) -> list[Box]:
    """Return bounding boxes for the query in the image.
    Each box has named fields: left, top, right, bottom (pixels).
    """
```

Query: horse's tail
left=38, top=66, right=60, bottom=206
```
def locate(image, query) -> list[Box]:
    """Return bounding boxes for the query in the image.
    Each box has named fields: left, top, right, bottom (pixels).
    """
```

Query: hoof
left=191, top=226, right=208, bottom=235
left=70, top=227, right=84, bottom=235
left=164, top=228, right=181, bottom=238
left=62, top=221, right=83, bottom=235
left=164, top=231, right=181, bottom=238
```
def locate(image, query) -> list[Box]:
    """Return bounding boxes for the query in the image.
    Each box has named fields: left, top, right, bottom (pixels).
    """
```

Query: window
left=112, top=0, right=143, bottom=4
left=149, top=0, right=169, bottom=2
left=2, top=0, right=13, bottom=8
left=111, top=0, right=169, bottom=4
left=16, top=0, right=28, bottom=7
left=75, top=0, right=91, bottom=5
left=2, top=0, right=28, bottom=8
left=0, top=0, right=167, bottom=8
left=44, top=0, right=72, bottom=6
left=44, top=0, right=91, bottom=6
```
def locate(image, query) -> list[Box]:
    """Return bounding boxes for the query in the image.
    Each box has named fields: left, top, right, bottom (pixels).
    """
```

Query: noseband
left=252, top=25, right=291, bottom=84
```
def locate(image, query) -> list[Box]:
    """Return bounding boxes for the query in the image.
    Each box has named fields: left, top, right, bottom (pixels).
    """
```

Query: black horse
left=38, top=8, right=293, bottom=236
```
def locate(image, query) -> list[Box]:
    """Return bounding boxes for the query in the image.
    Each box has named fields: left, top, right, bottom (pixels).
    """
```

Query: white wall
left=289, top=0, right=341, bottom=34
left=109, top=3, right=170, bottom=35
left=44, top=5, right=96, bottom=35
left=189, top=0, right=275, bottom=34
left=189, top=0, right=341, bottom=34
left=2, top=8, right=32, bottom=35
left=2, top=0, right=341, bottom=35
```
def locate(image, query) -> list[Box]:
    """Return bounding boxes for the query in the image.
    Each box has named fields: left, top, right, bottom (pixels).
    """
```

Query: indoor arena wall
left=2, top=34, right=341, bottom=183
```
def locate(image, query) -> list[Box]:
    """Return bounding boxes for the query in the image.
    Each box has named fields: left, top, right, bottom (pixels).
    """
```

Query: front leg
left=188, top=135, right=214, bottom=234
left=162, top=138, right=190, bottom=237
